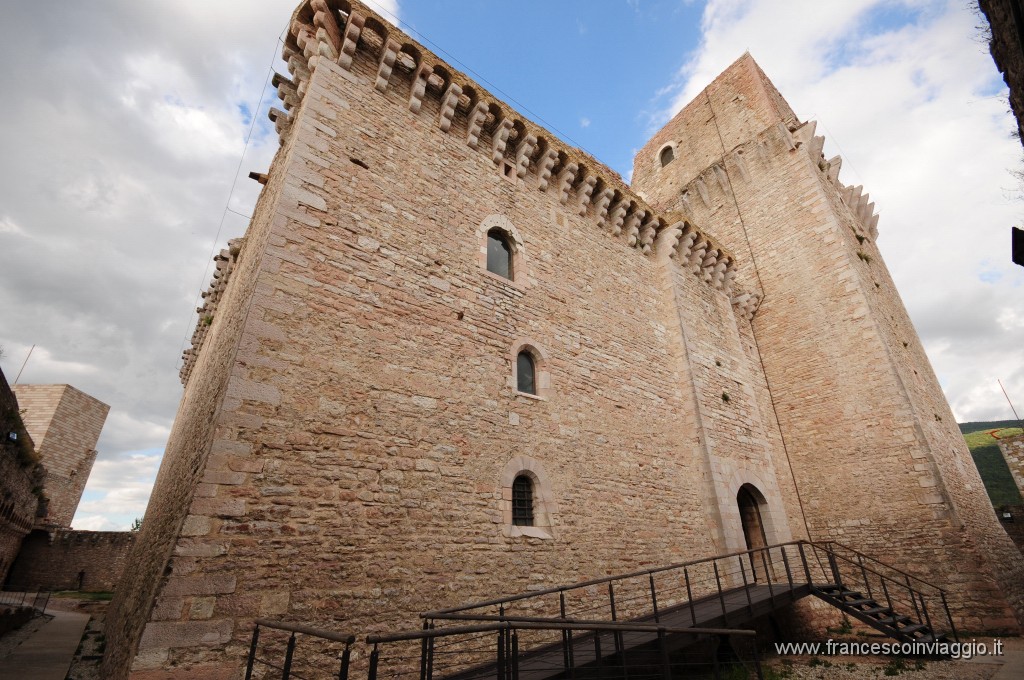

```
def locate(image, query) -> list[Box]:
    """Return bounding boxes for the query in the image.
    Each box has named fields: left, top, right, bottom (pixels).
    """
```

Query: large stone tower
left=102, top=3, right=1024, bottom=679
left=633, top=53, right=1024, bottom=632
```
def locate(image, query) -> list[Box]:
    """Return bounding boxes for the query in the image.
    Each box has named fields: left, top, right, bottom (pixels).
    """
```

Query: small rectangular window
left=487, top=230, right=513, bottom=279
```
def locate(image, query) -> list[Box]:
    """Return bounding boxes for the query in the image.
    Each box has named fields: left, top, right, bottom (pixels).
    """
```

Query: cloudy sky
left=1, top=0, right=1021, bottom=531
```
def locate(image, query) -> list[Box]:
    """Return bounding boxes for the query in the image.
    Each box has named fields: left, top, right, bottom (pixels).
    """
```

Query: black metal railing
left=367, top=620, right=763, bottom=680
left=245, top=619, right=355, bottom=680
left=0, top=588, right=50, bottom=615
left=246, top=539, right=957, bottom=678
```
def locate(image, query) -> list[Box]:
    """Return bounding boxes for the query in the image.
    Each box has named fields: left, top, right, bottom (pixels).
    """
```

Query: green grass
left=51, top=591, right=115, bottom=601
left=959, top=421, right=1023, bottom=507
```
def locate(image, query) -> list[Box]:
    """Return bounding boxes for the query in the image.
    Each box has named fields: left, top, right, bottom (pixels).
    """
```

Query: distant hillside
left=959, top=421, right=1023, bottom=507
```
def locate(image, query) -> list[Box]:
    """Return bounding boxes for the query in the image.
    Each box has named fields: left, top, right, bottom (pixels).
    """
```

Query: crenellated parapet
left=268, top=0, right=758, bottom=311
left=671, top=119, right=878, bottom=321
left=179, top=238, right=244, bottom=386
left=790, top=121, right=879, bottom=240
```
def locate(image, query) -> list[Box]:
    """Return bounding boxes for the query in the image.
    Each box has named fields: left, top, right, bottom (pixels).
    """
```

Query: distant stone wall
left=999, top=434, right=1024, bottom=495
left=0, top=366, right=39, bottom=584
left=5, top=529, right=134, bottom=592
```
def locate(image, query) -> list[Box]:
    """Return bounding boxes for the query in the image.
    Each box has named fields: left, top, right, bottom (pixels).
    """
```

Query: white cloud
left=0, top=216, right=26, bottom=236
left=580, top=117, right=592, bottom=128
left=649, top=0, right=1024, bottom=422
left=72, top=452, right=162, bottom=531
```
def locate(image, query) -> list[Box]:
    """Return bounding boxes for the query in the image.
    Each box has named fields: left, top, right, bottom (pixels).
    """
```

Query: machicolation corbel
left=536, top=148, right=558, bottom=190
left=555, top=163, right=578, bottom=204
left=438, top=83, right=462, bottom=132
left=311, top=0, right=342, bottom=60
left=515, top=134, right=537, bottom=178
left=465, top=101, right=488, bottom=149
left=574, top=175, right=598, bottom=216
left=337, top=11, right=364, bottom=69
left=376, top=39, right=400, bottom=92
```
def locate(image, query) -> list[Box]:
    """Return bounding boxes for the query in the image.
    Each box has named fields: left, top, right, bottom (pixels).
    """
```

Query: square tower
left=12, top=384, right=109, bottom=528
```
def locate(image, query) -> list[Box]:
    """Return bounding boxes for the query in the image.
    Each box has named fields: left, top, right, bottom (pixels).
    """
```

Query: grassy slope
left=958, top=421, right=1023, bottom=508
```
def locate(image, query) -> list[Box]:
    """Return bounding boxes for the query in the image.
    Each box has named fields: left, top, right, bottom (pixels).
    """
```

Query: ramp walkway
left=244, top=541, right=960, bottom=680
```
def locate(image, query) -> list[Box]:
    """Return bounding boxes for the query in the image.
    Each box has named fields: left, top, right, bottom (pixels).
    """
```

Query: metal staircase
left=806, top=542, right=956, bottom=645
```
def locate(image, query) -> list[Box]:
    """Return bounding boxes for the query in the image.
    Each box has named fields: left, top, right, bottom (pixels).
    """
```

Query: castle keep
left=105, top=1, right=1024, bottom=677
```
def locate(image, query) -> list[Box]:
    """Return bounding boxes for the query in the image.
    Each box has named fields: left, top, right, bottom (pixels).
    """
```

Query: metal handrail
left=245, top=619, right=355, bottom=680
left=254, top=618, right=357, bottom=643
left=369, top=620, right=757, bottom=644
left=812, top=541, right=946, bottom=593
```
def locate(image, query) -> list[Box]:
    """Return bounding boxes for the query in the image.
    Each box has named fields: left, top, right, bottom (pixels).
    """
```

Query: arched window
left=516, top=351, right=536, bottom=394
left=659, top=145, right=675, bottom=167
left=511, top=475, right=534, bottom=526
left=486, top=228, right=513, bottom=279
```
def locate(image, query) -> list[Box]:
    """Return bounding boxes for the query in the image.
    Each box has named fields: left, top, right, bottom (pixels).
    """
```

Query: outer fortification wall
left=0, top=367, right=39, bottom=583
left=5, top=529, right=135, bottom=592
left=633, top=54, right=1024, bottom=631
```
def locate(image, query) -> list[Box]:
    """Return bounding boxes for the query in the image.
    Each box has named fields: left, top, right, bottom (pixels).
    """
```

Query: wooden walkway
left=446, top=581, right=811, bottom=680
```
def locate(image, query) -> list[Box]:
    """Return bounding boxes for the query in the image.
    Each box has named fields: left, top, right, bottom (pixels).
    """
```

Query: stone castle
left=103, top=1, right=1024, bottom=677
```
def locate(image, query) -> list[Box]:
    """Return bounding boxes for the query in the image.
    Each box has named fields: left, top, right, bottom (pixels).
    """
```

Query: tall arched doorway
left=737, top=484, right=771, bottom=581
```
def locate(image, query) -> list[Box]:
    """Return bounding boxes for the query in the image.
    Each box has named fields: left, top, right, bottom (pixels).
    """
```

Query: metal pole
left=684, top=567, right=697, bottom=627
left=998, top=379, right=1024, bottom=429
left=511, top=631, right=519, bottom=680
left=713, top=562, right=728, bottom=625
left=906, top=577, right=922, bottom=623
left=608, top=582, right=623, bottom=654
left=368, top=645, right=379, bottom=680
left=738, top=556, right=754, bottom=615
left=560, top=592, right=572, bottom=674
left=497, top=629, right=506, bottom=680
left=338, top=644, right=351, bottom=680
left=420, top=621, right=429, bottom=680
left=941, top=592, right=959, bottom=643
left=798, top=542, right=812, bottom=584
left=781, top=546, right=793, bottom=589
left=658, top=629, right=671, bottom=680
left=858, top=555, right=873, bottom=599
left=649, top=573, right=660, bottom=623
left=761, top=551, right=775, bottom=605
left=13, top=344, right=34, bottom=384
left=281, top=632, right=297, bottom=680
left=244, top=624, right=260, bottom=680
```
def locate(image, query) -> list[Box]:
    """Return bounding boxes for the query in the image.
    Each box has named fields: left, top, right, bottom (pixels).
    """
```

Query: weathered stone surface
left=103, top=2, right=1024, bottom=679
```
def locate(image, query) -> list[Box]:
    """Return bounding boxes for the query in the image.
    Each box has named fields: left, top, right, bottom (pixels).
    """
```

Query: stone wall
left=12, top=384, right=109, bottom=528
left=5, top=529, right=135, bottom=592
left=0, top=367, right=40, bottom=584
left=999, top=433, right=1024, bottom=494
left=102, top=1, right=1024, bottom=677
left=633, top=54, right=1024, bottom=632
left=979, top=0, right=1024, bottom=143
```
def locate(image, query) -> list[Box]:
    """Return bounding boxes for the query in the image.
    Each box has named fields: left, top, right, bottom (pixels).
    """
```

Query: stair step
left=861, top=607, right=892, bottom=616
left=899, top=624, right=928, bottom=635
left=877, top=615, right=912, bottom=626
left=844, top=598, right=876, bottom=607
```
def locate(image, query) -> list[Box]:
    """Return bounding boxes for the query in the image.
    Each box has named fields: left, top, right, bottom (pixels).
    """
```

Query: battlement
left=179, top=238, right=244, bottom=386
left=269, top=1, right=758, bottom=314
